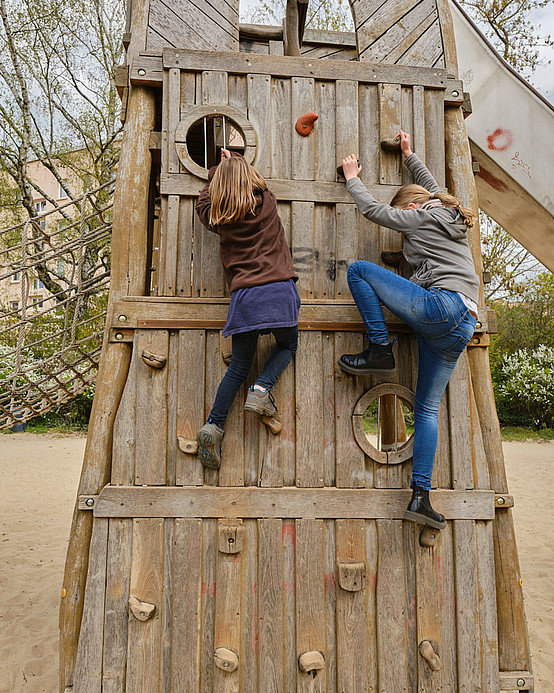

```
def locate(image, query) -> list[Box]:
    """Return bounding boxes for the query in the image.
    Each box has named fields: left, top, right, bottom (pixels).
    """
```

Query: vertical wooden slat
left=315, top=80, right=336, bottom=182
left=239, top=520, right=258, bottom=693
left=376, top=520, right=409, bottom=692
left=365, top=520, right=378, bottom=693
left=176, top=330, right=204, bottom=486
left=322, top=333, right=336, bottom=487
left=323, top=520, right=337, bottom=692
left=292, top=77, right=315, bottom=181
left=448, top=351, right=474, bottom=490
left=296, top=519, right=326, bottom=693
left=295, top=331, right=324, bottom=488
left=335, top=332, right=366, bottom=489
left=401, top=86, right=414, bottom=184
left=247, top=74, right=271, bottom=178
left=314, top=204, right=336, bottom=299
left=282, top=520, right=297, bottom=692
left=176, top=197, right=194, bottom=297
left=135, top=329, right=169, bottom=486
left=73, top=518, right=108, bottom=693
left=258, top=519, right=284, bottom=693
left=200, top=519, right=217, bottom=691
left=379, top=83, right=403, bottom=258
left=475, top=520, right=500, bottom=692
left=214, top=520, right=243, bottom=693
left=270, top=78, right=292, bottom=180
left=112, top=338, right=138, bottom=486
left=335, top=204, right=358, bottom=299
left=161, top=520, right=173, bottom=689
left=424, top=88, right=445, bottom=187
left=257, top=334, right=284, bottom=488
left=336, top=520, right=368, bottom=692
left=102, top=520, right=132, bottom=693
left=291, top=201, right=315, bottom=300
left=168, top=67, right=181, bottom=173
left=160, top=195, right=179, bottom=296
left=171, top=518, right=202, bottom=692
left=412, top=86, right=426, bottom=162
left=219, top=334, right=245, bottom=487
left=127, top=518, right=164, bottom=693
left=228, top=74, right=247, bottom=114
left=453, top=521, right=481, bottom=691
left=165, top=333, right=178, bottom=486
left=437, top=523, right=458, bottom=689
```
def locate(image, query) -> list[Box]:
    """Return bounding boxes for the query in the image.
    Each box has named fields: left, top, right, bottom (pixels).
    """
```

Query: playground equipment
left=57, top=1, right=543, bottom=691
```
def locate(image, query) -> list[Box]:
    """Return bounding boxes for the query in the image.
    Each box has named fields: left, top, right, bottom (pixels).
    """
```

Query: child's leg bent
left=255, top=326, right=298, bottom=390
left=207, top=331, right=258, bottom=428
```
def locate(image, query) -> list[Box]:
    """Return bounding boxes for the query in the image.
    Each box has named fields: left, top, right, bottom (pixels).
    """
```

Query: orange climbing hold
left=295, top=112, right=318, bottom=136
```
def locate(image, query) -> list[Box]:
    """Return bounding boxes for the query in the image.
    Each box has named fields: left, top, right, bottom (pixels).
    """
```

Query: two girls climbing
left=339, top=130, right=479, bottom=529
left=195, top=149, right=300, bottom=469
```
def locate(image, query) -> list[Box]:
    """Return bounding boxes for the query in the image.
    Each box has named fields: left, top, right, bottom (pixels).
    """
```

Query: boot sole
left=196, top=431, right=221, bottom=469
left=244, top=401, right=278, bottom=417
left=403, top=510, right=446, bottom=530
left=338, top=359, right=396, bottom=377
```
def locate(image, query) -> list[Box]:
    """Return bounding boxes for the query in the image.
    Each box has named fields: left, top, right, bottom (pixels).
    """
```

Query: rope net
left=0, top=180, right=114, bottom=430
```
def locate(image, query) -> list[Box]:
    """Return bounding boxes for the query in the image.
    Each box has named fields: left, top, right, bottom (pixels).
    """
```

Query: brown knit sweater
left=195, top=163, right=297, bottom=293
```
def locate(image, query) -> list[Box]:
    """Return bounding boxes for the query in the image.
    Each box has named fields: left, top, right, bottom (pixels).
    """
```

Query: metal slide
left=451, top=0, right=554, bottom=272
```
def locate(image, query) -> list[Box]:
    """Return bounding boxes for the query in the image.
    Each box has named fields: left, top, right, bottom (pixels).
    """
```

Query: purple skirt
left=223, top=279, right=301, bottom=337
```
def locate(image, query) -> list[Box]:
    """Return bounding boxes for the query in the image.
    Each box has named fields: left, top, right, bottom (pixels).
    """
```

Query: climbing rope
left=0, top=180, right=115, bottom=429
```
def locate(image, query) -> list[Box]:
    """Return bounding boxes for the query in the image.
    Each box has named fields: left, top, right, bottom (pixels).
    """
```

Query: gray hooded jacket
left=346, top=153, right=480, bottom=304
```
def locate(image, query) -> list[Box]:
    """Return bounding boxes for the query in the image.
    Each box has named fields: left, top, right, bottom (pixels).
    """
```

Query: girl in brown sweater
left=195, top=150, right=300, bottom=469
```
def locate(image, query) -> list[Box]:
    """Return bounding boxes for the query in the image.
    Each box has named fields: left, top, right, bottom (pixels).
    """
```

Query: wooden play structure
left=60, top=1, right=537, bottom=691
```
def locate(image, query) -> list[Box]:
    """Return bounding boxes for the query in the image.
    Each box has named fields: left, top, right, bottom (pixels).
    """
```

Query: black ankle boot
left=404, top=486, right=446, bottom=530
left=338, top=342, right=395, bottom=376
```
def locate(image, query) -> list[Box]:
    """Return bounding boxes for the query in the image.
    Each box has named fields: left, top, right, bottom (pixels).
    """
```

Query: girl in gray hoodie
left=339, top=131, right=479, bottom=530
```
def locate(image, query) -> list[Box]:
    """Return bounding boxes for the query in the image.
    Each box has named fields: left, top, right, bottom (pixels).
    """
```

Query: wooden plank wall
left=63, top=67, right=501, bottom=692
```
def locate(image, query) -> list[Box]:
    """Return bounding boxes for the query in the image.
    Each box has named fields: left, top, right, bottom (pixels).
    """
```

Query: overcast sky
left=238, top=1, right=554, bottom=103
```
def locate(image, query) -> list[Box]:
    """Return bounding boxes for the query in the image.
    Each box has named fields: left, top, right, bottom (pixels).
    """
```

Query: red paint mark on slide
left=476, top=166, right=509, bottom=193
left=486, top=128, right=513, bottom=152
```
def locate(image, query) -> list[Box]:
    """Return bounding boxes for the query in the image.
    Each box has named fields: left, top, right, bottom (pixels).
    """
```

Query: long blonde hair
left=390, top=184, right=476, bottom=228
left=208, top=156, right=268, bottom=226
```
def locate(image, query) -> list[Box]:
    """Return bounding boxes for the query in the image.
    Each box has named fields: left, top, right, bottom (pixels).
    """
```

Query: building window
left=58, top=182, right=68, bottom=199
left=30, top=295, right=44, bottom=309
left=35, top=200, right=47, bottom=214
left=32, top=277, right=44, bottom=291
left=10, top=300, right=19, bottom=311
left=11, top=272, right=20, bottom=283
left=56, top=260, right=65, bottom=277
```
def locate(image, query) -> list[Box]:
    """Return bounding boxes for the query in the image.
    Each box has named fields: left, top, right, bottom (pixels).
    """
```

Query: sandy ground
left=0, top=434, right=552, bottom=692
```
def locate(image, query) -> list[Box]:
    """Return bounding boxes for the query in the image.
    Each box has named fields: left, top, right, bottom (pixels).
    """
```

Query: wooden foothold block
left=129, top=595, right=156, bottom=621
left=419, top=526, right=441, bottom=547
left=261, top=415, right=282, bottom=435
left=177, top=436, right=198, bottom=455
left=214, top=647, right=239, bottom=672
left=337, top=562, right=366, bottom=592
left=218, top=522, right=245, bottom=554
left=141, top=349, right=167, bottom=369
left=380, top=136, right=401, bottom=152
left=419, top=640, right=442, bottom=671
left=298, top=650, right=325, bottom=673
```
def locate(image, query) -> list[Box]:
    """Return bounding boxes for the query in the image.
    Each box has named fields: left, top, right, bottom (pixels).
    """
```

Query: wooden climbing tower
left=60, top=1, right=534, bottom=691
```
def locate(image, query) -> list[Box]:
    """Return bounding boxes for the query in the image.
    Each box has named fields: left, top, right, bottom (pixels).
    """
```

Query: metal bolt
left=138, top=69, right=146, bottom=76
left=115, top=332, right=124, bottom=340
left=85, top=498, right=95, bottom=507
left=476, top=321, right=482, bottom=329
left=517, top=679, right=525, bottom=687
left=118, top=314, right=127, bottom=322
left=497, top=496, right=505, bottom=505
left=224, top=662, right=229, bottom=668
left=472, top=337, right=480, bottom=344
left=452, top=90, right=460, bottom=97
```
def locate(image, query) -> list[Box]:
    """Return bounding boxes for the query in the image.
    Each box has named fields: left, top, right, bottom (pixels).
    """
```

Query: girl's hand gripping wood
left=395, top=130, right=413, bottom=158
left=341, top=154, right=362, bottom=181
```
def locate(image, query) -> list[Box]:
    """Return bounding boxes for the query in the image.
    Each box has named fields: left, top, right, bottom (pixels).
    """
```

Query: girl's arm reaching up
left=397, top=130, right=441, bottom=193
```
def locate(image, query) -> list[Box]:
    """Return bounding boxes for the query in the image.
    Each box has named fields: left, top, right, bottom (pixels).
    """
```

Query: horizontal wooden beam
left=160, top=174, right=399, bottom=203
left=130, top=50, right=451, bottom=89
left=498, top=671, right=533, bottom=690
left=111, top=297, right=407, bottom=332
left=80, top=486, right=495, bottom=520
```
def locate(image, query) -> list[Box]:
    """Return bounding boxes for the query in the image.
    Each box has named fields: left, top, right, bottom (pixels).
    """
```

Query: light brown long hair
left=390, top=184, right=476, bottom=228
left=208, top=156, right=268, bottom=226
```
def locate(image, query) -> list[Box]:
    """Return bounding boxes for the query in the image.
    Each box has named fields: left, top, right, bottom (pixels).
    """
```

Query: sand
left=0, top=433, right=552, bottom=692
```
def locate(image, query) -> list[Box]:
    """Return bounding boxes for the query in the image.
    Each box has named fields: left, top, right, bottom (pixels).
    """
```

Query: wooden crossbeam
left=79, top=486, right=495, bottom=520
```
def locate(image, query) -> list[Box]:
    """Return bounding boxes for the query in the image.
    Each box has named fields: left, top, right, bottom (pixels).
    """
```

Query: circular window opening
left=352, top=384, right=415, bottom=465
left=174, top=105, right=257, bottom=180
left=186, top=115, right=246, bottom=169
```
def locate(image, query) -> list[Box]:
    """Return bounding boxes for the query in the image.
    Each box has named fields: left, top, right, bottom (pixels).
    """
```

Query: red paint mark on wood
left=283, top=579, right=296, bottom=594
left=486, top=128, right=513, bottom=152
left=324, top=572, right=336, bottom=594
left=201, top=581, right=216, bottom=596
left=282, top=521, right=295, bottom=548
left=476, top=166, right=509, bottom=193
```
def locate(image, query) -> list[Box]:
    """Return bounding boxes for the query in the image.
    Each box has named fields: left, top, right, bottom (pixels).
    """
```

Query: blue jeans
left=208, top=327, right=298, bottom=428
left=347, top=261, right=477, bottom=489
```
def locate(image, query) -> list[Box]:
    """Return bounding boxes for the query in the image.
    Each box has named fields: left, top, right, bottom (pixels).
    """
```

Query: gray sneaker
left=196, top=422, right=224, bottom=469
left=244, top=387, right=278, bottom=417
